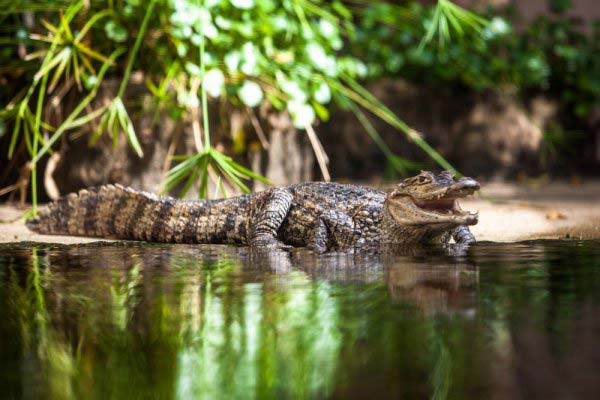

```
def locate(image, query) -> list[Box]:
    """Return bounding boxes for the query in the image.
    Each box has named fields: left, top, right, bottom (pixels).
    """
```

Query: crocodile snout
left=452, top=178, right=480, bottom=193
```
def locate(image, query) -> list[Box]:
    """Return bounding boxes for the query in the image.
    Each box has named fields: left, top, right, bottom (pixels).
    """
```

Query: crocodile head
left=385, top=170, right=480, bottom=231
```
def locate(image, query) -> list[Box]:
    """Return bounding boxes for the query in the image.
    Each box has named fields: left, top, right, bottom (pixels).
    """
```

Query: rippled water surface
left=1, top=240, right=599, bottom=399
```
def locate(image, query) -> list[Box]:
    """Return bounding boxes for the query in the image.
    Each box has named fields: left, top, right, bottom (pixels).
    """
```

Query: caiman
left=26, top=171, right=480, bottom=251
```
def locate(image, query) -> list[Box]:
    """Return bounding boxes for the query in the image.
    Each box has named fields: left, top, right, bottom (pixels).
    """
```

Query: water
left=0, top=240, right=599, bottom=400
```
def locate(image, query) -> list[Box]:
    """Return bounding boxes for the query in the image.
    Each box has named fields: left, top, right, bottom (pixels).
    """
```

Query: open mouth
left=411, top=179, right=480, bottom=218
left=413, top=198, right=471, bottom=216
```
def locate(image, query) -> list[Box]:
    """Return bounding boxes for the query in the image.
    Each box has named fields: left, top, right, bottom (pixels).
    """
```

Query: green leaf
left=48, top=48, right=71, bottom=92
left=105, top=20, right=128, bottom=43
left=65, top=106, right=107, bottom=130
left=198, top=155, right=210, bottom=199
left=114, top=98, right=143, bottom=157
left=227, top=159, right=272, bottom=184
left=163, top=157, right=198, bottom=194
left=179, top=161, right=200, bottom=197
left=33, top=50, right=66, bottom=82
left=76, top=9, right=113, bottom=41
left=311, top=101, right=330, bottom=122
left=33, top=47, right=126, bottom=164
left=8, top=107, right=23, bottom=158
left=212, top=155, right=250, bottom=193
left=332, top=1, right=352, bottom=20
left=88, top=113, right=106, bottom=147
left=75, top=42, right=110, bottom=63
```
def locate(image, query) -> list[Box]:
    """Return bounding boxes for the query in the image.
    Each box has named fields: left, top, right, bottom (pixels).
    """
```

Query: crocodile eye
left=417, top=175, right=431, bottom=184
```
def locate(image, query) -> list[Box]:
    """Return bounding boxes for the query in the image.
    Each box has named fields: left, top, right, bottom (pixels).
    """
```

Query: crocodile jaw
left=387, top=183, right=479, bottom=227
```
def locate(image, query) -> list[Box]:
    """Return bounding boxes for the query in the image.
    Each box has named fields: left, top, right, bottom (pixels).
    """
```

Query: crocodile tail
left=26, top=184, right=200, bottom=242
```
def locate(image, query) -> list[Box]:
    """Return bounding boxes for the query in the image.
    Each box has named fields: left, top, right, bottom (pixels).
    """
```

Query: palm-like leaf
left=163, top=148, right=271, bottom=198
left=28, top=9, right=112, bottom=91
left=419, top=0, right=488, bottom=50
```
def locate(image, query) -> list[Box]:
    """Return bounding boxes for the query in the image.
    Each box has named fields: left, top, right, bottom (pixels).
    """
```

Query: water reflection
left=0, top=241, right=599, bottom=399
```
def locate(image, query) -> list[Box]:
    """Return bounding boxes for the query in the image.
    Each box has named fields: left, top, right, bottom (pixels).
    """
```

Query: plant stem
left=116, top=0, right=156, bottom=99
left=347, top=101, right=393, bottom=159
left=31, top=71, right=49, bottom=214
left=305, top=124, right=330, bottom=182
left=330, top=76, right=458, bottom=174
left=198, top=1, right=211, bottom=151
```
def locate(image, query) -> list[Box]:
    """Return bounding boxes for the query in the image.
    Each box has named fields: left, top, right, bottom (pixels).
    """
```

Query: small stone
left=546, top=211, right=567, bottom=220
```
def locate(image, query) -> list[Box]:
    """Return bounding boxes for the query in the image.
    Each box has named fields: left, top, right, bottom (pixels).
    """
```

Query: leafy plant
left=163, top=7, right=270, bottom=198
left=419, top=0, right=487, bottom=50
left=355, top=1, right=599, bottom=119
left=88, top=0, right=158, bottom=158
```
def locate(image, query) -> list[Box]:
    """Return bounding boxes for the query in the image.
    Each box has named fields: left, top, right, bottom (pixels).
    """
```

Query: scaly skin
left=26, top=171, right=480, bottom=251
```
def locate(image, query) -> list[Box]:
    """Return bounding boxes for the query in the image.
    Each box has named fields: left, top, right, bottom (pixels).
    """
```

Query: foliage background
left=0, top=0, right=598, bottom=211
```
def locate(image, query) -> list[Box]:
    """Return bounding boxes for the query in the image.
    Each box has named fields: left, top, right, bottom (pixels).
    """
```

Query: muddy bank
left=1, top=181, right=599, bottom=244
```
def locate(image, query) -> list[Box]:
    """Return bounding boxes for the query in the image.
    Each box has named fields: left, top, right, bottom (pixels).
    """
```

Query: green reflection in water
left=0, top=241, right=599, bottom=399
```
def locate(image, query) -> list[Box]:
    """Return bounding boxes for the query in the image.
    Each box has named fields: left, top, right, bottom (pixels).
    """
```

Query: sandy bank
left=1, top=181, right=599, bottom=244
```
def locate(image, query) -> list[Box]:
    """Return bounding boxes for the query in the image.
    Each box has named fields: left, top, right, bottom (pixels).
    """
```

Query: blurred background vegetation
left=0, top=0, right=598, bottom=212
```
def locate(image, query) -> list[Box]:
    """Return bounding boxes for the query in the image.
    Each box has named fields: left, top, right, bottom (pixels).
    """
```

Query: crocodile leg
left=453, top=225, right=476, bottom=244
left=249, top=188, right=293, bottom=249
left=307, top=210, right=358, bottom=252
